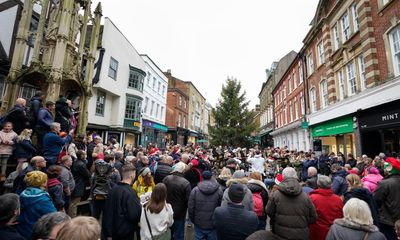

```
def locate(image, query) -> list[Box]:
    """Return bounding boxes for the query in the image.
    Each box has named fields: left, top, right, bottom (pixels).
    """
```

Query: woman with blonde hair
left=56, top=216, right=100, bottom=240
left=14, top=128, right=36, bottom=171
left=344, top=174, right=380, bottom=227
left=216, top=167, right=232, bottom=193
left=140, top=183, right=174, bottom=240
left=326, top=198, right=385, bottom=239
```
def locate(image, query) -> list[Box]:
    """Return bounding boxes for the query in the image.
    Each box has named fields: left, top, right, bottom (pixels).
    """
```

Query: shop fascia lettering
left=382, top=113, right=399, bottom=121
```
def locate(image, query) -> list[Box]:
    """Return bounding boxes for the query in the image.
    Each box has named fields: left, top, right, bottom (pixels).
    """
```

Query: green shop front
left=311, top=116, right=356, bottom=156
left=141, top=119, right=168, bottom=148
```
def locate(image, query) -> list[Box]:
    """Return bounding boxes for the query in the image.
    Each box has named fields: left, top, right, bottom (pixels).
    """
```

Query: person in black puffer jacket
left=331, top=163, right=348, bottom=196
left=247, top=172, right=269, bottom=230
left=69, top=150, right=91, bottom=218
left=189, top=171, right=223, bottom=239
left=54, top=96, right=73, bottom=132
left=14, top=129, right=37, bottom=170
left=154, top=155, right=173, bottom=184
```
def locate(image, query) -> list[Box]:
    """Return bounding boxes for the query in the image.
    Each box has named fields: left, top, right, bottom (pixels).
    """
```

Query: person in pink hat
left=361, top=167, right=383, bottom=193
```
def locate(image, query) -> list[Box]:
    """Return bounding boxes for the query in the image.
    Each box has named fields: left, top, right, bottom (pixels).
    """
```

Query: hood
left=226, top=177, right=248, bottom=187
left=334, top=218, right=379, bottom=232
left=309, top=188, right=334, bottom=197
left=30, top=96, right=42, bottom=102
left=47, top=178, right=61, bottom=187
left=362, top=174, right=383, bottom=185
left=278, top=178, right=302, bottom=196
left=247, top=179, right=268, bottom=192
left=345, top=188, right=372, bottom=201
left=333, top=169, right=348, bottom=178
left=20, top=187, right=50, bottom=206
left=198, top=180, right=220, bottom=195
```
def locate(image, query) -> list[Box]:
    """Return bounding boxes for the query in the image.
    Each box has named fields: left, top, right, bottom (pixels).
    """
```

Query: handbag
left=143, top=207, right=171, bottom=240
left=57, top=144, right=69, bottom=163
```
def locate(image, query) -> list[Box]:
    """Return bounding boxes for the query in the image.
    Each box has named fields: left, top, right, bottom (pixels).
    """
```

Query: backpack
left=25, top=101, right=36, bottom=125
left=92, top=160, right=112, bottom=197
left=252, top=192, right=264, bottom=217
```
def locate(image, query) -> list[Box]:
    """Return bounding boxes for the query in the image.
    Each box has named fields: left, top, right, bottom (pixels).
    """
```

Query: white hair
left=307, top=167, right=317, bottom=176
left=317, top=175, right=331, bottom=189
left=343, top=198, right=373, bottom=225
left=282, top=167, right=297, bottom=179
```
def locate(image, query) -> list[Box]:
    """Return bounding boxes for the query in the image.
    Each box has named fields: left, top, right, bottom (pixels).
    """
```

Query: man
left=154, top=155, right=173, bottom=184
left=301, top=153, right=317, bottom=181
left=189, top=171, right=223, bottom=240
left=225, top=158, right=238, bottom=175
left=13, top=156, right=46, bottom=194
left=266, top=167, right=317, bottom=240
left=213, top=183, right=258, bottom=240
left=374, top=157, right=400, bottom=240
left=0, top=193, right=24, bottom=240
left=163, top=161, right=191, bottom=240
left=27, top=91, right=44, bottom=129
left=113, top=151, right=125, bottom=174
left=318, top=151, right=330, bottom=175
left=330, top=163, right=348, bottom=196
left=4, top=98, right=29, bottom=134
left=247, top=150, right=266, bottom=175
left=32, top=212, right=70, bottom=240
left=309, top=175, right=343, bottom=240
left=306, top=166, right=318, bottom=189
left=59, top=155, right=75, bottom=212
left=103, top=164, right=141, bottom=240
left=35, top=101, right=55, bottom=154
left=69, top=150, right=91, bottom=217
left=42, top=122, right=73, bottom=166
left=222, top=170, right=254, bottom=211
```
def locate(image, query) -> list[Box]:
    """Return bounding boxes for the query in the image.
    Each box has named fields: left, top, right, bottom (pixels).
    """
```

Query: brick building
left=164, top=70, right=189, bottom=145
left=303, top=0, right=400, bottom=157
left=271, top=54, right=310, bottom=151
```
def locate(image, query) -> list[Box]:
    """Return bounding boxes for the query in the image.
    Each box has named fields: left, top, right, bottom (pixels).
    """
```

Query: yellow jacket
left=132, top=175, right=155, bottom=198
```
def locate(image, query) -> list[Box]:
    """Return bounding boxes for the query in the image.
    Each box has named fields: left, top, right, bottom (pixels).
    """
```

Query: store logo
left=382, top=113, right=399, bottom=122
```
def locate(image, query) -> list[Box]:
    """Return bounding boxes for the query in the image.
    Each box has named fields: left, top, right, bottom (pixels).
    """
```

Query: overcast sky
left=94, top=0, right=319, bottom=108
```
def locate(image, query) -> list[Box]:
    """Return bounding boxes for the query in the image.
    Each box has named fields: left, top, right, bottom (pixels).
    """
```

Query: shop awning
left=311, top=116, right=353, bottom=137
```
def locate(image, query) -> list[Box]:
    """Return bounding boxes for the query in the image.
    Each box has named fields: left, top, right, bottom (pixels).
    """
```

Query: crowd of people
left=0, top=94, right=400, bottom=239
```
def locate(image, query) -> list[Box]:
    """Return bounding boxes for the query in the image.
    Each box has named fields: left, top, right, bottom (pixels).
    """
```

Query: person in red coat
left=309, top=175, right=343, bottom=240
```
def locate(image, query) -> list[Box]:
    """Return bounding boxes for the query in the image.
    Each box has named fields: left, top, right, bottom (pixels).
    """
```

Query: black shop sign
left=358, top=105, right=400, bottom=130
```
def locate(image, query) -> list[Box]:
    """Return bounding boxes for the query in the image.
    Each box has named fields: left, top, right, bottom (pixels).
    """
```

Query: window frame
left=124, top=96, right=142, bottom=120
left=346, top=62, right=357, bottom=96
left=341, top=13, right=350, bottom=42
left=389, top=26, right=400, bottom=77
left=307, top=52, right=314, bottom=75
left=317, top=41, right=325, bottom=65
left=310, top=88, right=317, bottom=113
left=108, top=57, right=118, bottom=80
left=320, top=79, right=329, bottom=108
left=95, top=90, right=106, bottom=116
left=337, top=69, right=346, bottom=100
left=358, top=54, right=366, bottom=91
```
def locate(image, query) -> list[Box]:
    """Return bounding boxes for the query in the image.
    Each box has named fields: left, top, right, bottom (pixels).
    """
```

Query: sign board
left=312, top=116, right=353, bottom=137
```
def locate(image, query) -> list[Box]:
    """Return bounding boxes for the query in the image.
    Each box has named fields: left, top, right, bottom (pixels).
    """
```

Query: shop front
left=311, top=116, right=356, bottom=156
left=141, top=119, right=168, bottom=148
left=167, top=127, right=189, bottom=146
left=357, top=99, right=400, bottom=157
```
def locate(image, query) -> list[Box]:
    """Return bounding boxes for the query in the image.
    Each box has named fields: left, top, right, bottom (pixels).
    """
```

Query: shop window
left=125, top=96, right=142, bottom=120
left=108, top=57, right=118, bottom=80
left=389, top=26, right=400, bottom=77
left=96, top=90, right=106, bottom=116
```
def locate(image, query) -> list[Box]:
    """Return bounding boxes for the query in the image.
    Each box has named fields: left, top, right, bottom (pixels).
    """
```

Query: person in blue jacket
left=17, top=171, right=56, bottom=240
left=42, top=122, right=73, bottom=166
left=35, top=101, right=55, bottom=155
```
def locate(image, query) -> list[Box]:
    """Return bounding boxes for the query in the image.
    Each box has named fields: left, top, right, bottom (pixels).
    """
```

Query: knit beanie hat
left=202, top=170, right=212, bottom=180
left=141, top=167, right=151, bottom=176
left=232, top=170, right=246, bottom=179
left=228, top=183, right=245, bottom=204
left=24, top=171, right=47, bottom=188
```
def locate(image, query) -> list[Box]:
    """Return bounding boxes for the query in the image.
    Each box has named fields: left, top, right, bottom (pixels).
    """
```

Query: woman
left=0, top=122, right=18, bottom=181
left=14, top=128, right=36, bottom=171
left=326, top=198, right=385, bottom=240
left=56, top=216, right=100, bottom=240
left=362, top=167, right=383, bottom=193
left=17, top=171, right=57, bottom=239
left=247, top=172, right=269, bottom=230
left=47, top=165, right=65, bottom=211
left=344, top=174, right=380, bottom=227
left=133, top=167, right=155, bottom=203
left=140, top=183, right=174, bottom=240
left=216, top=167, right=232, bottom=193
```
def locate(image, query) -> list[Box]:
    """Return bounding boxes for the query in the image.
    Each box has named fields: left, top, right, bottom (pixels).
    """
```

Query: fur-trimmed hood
left=247, top=179, right=268, bottom=192
left=334, top=218, right=379, bottom=232
left=226, top=177, right=248, bottom=187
